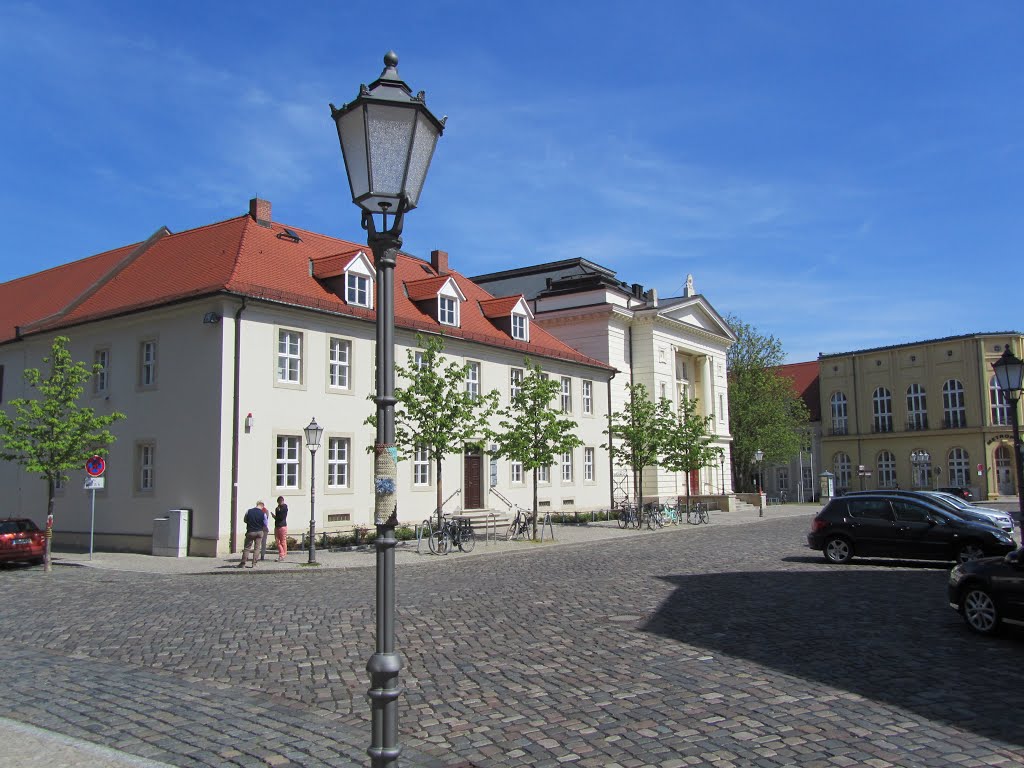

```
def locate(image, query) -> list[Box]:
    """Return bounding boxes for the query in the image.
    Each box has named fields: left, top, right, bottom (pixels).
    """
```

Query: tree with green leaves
left=491, top=361, right=582, bottom=539
left=0, top=336, right=126, bottom=571
left=603, top=382, right=672, bottom=507
left=659, top=396, right=723, bottom=510
left=725, top=315, right=809, bottom=491
left=369, top=334, right=498, bottom=527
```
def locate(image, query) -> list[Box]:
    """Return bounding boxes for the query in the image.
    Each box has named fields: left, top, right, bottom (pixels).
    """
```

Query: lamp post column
left=1008, top=393, right=1024, bottom=533
left=308, top=449, right=318, bottom=563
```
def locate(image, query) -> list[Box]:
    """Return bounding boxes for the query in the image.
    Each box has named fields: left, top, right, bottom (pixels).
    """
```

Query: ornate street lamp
left=910, top=449, right=930, bottom=489
left=753, top=449, right=765, bottom=517
left=992, top=345, right=1024, bottom=532
left=304, top=417, right=324, bottom=564
left=331, top=51, right=445, bottom=767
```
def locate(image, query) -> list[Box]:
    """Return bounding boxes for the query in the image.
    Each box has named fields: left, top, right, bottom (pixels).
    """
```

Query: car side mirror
left=1005, top=550, right=1023, bottom=567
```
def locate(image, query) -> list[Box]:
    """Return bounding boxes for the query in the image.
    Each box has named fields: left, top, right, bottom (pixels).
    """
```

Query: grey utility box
left=152, top=508, right=190, bottom=557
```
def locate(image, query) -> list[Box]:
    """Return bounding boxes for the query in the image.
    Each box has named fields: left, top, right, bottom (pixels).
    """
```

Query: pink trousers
left=275, top=527, right=287, bottom=559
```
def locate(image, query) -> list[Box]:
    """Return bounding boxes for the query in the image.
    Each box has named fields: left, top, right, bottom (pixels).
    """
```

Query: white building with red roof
left=0, top=199, right=615, bottom=556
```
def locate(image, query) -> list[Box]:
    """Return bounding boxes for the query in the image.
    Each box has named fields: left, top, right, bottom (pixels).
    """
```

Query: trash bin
left=152, top=509, right=190, bottom=557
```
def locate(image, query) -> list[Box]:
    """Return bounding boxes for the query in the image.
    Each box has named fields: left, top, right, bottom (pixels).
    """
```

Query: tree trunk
left=44, top=479, right=55, bottom=573
left=531, top=469, right=539, bottom=540
left=435, top=456, right=444, bottom=529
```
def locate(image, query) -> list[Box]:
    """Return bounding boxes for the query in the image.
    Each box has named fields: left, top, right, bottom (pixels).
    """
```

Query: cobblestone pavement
left=1, top=511, right=1023, bottom=767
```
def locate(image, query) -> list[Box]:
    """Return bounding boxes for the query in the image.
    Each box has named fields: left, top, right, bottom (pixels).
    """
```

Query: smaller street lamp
left=910, top=450, right=930, bottom=489
left=304, top=417, right=324, bottom=564
left=719, top=452, right=726, bottom=495
left=753, top=449, right=765, bottom=517
left=992, top=345, right=1024, bottom=532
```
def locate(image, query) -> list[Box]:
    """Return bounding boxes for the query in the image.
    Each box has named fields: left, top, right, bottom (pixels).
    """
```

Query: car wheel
left=823, top=536, right=853, bottom=564
left=961, top=586, right=1000, bottom=635
left=956, top=542, right=986, bottom=563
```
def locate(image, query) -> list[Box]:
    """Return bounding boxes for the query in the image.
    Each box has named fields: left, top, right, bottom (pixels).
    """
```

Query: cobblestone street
left=1, top=514, right=1022, bottom=767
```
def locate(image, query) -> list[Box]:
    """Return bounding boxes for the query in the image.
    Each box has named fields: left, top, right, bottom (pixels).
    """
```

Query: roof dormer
left=406, top=275, right=467, bottom=327
left=480, top=295, right=532, bottom=342
left=342, top=252, right=374, bottom=308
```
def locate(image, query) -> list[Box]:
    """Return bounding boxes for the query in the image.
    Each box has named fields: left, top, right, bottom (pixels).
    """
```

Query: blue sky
left=2, top=1, right=1022, bottom=363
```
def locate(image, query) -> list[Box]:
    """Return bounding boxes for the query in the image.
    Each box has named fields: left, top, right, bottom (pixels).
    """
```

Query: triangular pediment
left=657, top=296, right=736, bottom=341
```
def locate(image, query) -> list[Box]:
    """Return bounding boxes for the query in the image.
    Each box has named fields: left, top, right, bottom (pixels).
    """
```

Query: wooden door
left=464, top=447, right=482, bottom=509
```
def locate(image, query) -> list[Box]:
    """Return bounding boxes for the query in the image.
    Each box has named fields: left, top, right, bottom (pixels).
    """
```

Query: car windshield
left=0, top=520, right=38, bottom=534
left=924, top=492, right=969, bottom=509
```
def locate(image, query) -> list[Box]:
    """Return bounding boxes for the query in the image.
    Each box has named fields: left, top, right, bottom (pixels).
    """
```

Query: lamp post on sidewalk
left=754, top=449, right=764, bottom=517
left=304, top=417, right=323, bottom=564
left=992, top=345, right=1024, bottom=532
left=910, top=450, right=930, bottom=489
left=331, top=51, right=445, bottom=767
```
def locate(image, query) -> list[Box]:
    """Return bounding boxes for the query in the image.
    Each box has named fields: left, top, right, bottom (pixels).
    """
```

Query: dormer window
left=512, top=313, right=528, bottom=341
left=347, top=273, right=371, bottom=307
left=439, top=295, right=459, bottom=326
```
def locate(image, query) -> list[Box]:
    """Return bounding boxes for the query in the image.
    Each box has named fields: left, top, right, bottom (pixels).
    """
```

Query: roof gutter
left=229, top=296, right=247, bottom=552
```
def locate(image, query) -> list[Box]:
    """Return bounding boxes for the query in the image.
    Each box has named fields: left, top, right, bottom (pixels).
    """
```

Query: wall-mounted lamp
left=245, top=413, right=253, bottom=431
left=203, top=312, right=222, bottom=324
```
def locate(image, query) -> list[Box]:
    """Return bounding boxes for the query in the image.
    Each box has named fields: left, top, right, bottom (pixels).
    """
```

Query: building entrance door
left=464, top=447, right=482, bottom=509
left=995, top=445, right=1014, bottom=495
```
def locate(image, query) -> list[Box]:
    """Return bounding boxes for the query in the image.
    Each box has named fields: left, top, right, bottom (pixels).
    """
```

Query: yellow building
left=819, top=333, right=1023, bottom=500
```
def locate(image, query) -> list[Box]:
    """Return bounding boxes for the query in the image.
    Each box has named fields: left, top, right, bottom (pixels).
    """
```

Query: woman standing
left=272, top=496, right=289, bottom=561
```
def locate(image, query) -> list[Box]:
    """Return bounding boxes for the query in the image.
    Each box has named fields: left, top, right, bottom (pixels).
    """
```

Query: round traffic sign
left=85, top=455, right=106, bottom=477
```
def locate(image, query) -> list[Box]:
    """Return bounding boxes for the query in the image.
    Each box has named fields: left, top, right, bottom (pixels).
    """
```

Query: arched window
left=830, top=392, right=848, bottom=435
left=948, top=448, right=970, bottom=487
left=834, top=452, right=852, bottom=491
left=877, top=450, right=896, bottom=488
left=942, top=379, right=966, bottom=428
left=872, top=387, right=893, bottom=433
left=906, top=383, right=927, bottom=430
left=990, top=375, right=1011, bottom=426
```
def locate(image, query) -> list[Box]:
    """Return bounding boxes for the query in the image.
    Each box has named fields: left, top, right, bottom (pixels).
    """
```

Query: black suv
left=807, top=492, right=1017, bottom=565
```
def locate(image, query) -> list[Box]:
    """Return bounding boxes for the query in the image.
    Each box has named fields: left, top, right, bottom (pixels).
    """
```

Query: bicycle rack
left=539, top=511, right=555, bottom=542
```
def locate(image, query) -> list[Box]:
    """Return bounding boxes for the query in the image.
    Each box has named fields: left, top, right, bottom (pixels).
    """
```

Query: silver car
left=918, top=491, right=1015, bottom=535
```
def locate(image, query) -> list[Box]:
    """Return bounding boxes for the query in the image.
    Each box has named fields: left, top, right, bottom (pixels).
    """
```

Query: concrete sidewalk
left=1, top=717, right=173, bottom=768
left=51, top=502, right=820, bottom=575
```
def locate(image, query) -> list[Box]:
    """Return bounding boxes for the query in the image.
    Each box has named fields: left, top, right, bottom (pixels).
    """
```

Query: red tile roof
left=1, top=206, right=613, bottom=372
left=778, top=360, right=821, bottom=421
left=479, top=295, right=526, bottom=319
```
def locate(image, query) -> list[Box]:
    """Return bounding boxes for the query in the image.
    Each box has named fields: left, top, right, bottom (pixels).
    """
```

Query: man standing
left=239, top=501, right=267, bottom=568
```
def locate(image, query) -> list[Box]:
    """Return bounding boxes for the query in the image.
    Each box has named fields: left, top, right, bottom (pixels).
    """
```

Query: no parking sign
left=85, top=455, right=106, bottom=477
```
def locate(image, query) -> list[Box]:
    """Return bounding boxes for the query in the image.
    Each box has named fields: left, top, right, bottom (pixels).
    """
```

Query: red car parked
left=0, top=518, right=46, bottom=565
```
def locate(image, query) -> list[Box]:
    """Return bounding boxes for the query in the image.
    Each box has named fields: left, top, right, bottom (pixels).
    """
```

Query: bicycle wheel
left=699, top=508, right=709, bottom=525
left=459, top=527, right=476, bottom=553
left=617, top=509, right=628, bottom=529
left=428, top=530, right=450, bottom=555
left=506, top=517, right=519, bottom=540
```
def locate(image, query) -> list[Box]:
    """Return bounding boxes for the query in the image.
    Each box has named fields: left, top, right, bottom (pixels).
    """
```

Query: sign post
left=85, top=456, right=107, bottom=560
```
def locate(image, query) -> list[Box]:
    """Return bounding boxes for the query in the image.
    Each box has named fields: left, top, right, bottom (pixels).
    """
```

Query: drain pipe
left=229, top=297, right=247, bottom=552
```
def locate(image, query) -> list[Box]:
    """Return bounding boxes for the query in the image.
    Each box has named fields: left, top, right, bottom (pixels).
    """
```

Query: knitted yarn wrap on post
left=374, top=443, right=399, bottom=525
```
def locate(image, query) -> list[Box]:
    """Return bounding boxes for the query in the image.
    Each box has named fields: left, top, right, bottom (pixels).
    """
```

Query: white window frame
left=277, top=329, right=303, bottom=385
left=877, top=451, right=896, bottom=488
left=275, top=435, right=301, bottom=489
left=990, top=375, right=1011, bottom=426
left=582, top=380, right=593, bottom=415
left=872, top=387, right=893, bottom=433
left=510, top=460, right=523, bottom=484
left=438, top=295, right=459, bottom=326
left=943, top=379, right=966, bottom=428
left=834, top=452, right=852, bottom=491
left=830, top=392, right=848, bottom=435
left=538, top=464, right=550, bottom=484
left=560, top=377, right=572, bottom=413
left=466, top=362, right=481, bottom=400
left=346, top=273, right=371, bottom=307
left=139, top=339, right=157, bottom=388
left=511, top=313, right=528, bottom=341
left=328, top=337, right=351, bottom=390
left=94, top=348, right=109, bottom=395
left=584, top=447, right=595, bottom=482
left=327, top=436, right=350, bottom=489
left=906, top=383, right=927, bottom=430
left=413, top=445, right=431, bottom=486
left=948, top=447, right=970, bottom=486
left=561, top=451, right=573, bottom=482
left=510, top=367, right=524, bottom=402
left=138, top=443, right=155, bottom=492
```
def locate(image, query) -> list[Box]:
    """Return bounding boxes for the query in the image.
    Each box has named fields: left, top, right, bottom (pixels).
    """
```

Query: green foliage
left=491, top=360, right=582, bottom=538
left=0, top=336, right=126, bottom=517
left=660, top=396, right=723, bottom=502
left=603, top=383, right=671, bottom=505
left=368, top=334, right=498, bottom=525
left=725, top=315, right=810, bottom=491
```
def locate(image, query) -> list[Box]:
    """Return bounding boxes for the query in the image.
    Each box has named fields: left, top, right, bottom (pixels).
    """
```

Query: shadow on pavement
left=642, top=565, right=1024, bottom=748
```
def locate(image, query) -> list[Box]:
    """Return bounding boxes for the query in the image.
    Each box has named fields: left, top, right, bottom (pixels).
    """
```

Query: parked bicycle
left=506, top=508, right=532, bottom=540
left=616, top=502, right=641, bottom=529
left=427, top=515, right=476, bottom=554
left=643, top=502, right=665, bottom=529
left=685, top=501, right=710, bottom=525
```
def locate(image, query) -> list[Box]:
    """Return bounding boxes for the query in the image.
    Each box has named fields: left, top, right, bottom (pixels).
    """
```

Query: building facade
left=761, top=361, right=822, bottom=503
left=818, top=333, right=1024, bottom=500
left=473, top=261, right=736, bottom=504
left=0, top=200, right=615, bottom=555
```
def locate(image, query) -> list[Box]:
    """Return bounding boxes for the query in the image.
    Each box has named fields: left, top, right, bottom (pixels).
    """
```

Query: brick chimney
left=249, top=198, right=272, bottom=228
left=430, top=249, right=449, bottom=275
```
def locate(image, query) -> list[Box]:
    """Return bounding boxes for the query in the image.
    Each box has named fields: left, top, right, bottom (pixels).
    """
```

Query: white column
left=701, top=355, right=713, bottom=419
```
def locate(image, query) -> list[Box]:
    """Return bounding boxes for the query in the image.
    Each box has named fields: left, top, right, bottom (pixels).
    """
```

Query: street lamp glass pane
left=993, top=351, right=1024, bottom=394
left=403, top=111, right=441, bottom=208
left=336, top=108, right=369, bottom=204
left=366, top=103, right=416, bottom=201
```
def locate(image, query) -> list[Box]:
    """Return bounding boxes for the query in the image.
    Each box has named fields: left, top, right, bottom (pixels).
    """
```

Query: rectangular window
left=138, top=443, right=155, bottom=491
left=562, top=451, right=573, bottom=482
left=276, top=436, right=301, bottom=489
left=538, top=464, right=550, bottom=483
left=719, top=394, right=725, bottom=422
left=776, top=467, right=789, bottom=492
left=414, top=350, right=426, bottom=369
left=413, top=445, right=431, bottom=486
left=582, top=380, right=593, bottom=415
left=277, top=330, right=302, bottom=384
left=511, top=314, right=527, bottom=340
left=347, top=273, right=370, bottom=307
left=139, top=340, right=157, bottom=387
left=510, top=367, right=524, bottom=402
left=329, top=338, right=351, bottom=390
left=511, top=460, right=523, bottom=484
left=94, top=348, right=109, bottom=395
left=439, top=296, right=458, bottom=326
left=560, top=376, right=572, bottom=413
left=584, top=447, right=595, bottom=481
left=327, top=437, right=350, bottom=488
left=466, top=362, right=480, bottom=399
